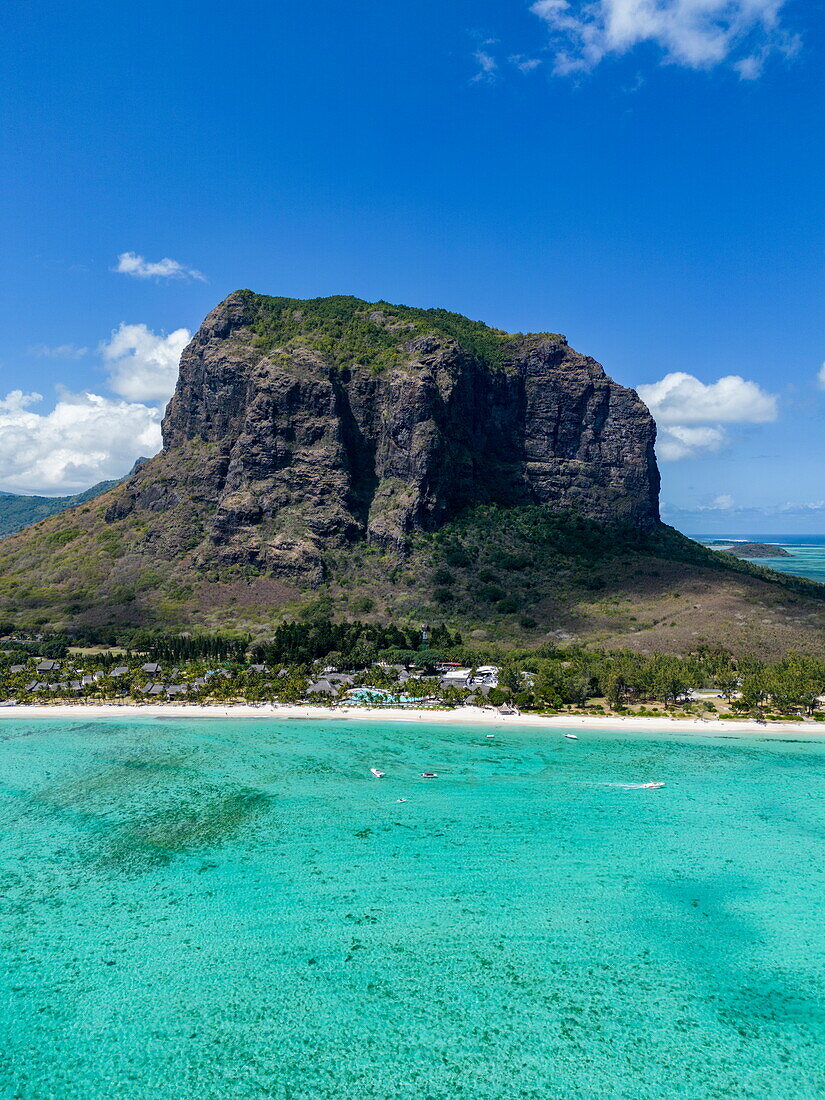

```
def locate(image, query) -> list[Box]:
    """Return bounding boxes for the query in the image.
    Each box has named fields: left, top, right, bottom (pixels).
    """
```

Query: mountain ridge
left=0, top=458, right=149, bottom=539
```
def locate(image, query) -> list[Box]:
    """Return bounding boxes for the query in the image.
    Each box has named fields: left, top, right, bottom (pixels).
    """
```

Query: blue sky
left=0, top=0, right=822, bottom=533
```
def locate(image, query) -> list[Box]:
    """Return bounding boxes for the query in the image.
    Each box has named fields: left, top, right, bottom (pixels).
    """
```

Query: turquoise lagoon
left=0, top=717, right=823, bottom=1099
left=695, top=535, right=825, bottom=585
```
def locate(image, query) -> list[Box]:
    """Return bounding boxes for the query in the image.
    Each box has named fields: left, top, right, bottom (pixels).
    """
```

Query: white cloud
left=101, top=323, right=191, bottom=404
left=0, top=390, right=162, bottom=495
left=637, top=370, right=778, bottom=461
left=29, top=343, right=89, bottom=359
left=114, top=251, right=206, bottom=282
left=509, top=54, right=543, bottom=72
left=818, top=361, right=825, bottom=389
left=530, top=0, right=796, bottom=76
left=0, top=390, right=43, bottom=413
left=655, top=424, right=727, bottom=461
left=779, top=499, right=825, bottom=513
left=1, top=318, right=189, bottom=493
left=666, top=492, right=736, bottom=512
left=638, top=371, right=778, bottom=425
left=733, top=53, right=763, bottom=79
left=663, top=496, right=825, bottom=519
left=471, top=51, right=498, bottom=82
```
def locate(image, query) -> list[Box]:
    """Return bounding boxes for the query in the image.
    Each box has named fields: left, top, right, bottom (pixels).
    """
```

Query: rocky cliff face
left=107, top=291, right=660, bottom=579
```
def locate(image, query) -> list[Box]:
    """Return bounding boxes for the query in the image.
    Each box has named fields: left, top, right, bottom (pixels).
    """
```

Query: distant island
left=722, top=542, right=792, bottom=559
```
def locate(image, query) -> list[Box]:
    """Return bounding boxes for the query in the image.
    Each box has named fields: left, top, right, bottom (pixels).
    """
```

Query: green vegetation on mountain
left=0, top=481, right=120, bottom=539
left=243, top=290, right=552, bottom=372
left=0, top=497, right=823, bottom=660
left=0, top=459, right=148, bottom=539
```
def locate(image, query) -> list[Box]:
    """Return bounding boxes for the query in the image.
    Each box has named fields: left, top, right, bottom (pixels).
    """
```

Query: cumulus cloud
left=530, top=0, right=797, bottom=76
left=655, top=424, right=726, bottom=461
left=637, top=372, right=777, bottom=425
left=818, top=361, right=825, bottom=389
left=0, top=390, right=43, bottom=413
left=101, top=323, right=191, bottom=404
left=114, top=251, right=206, bottom=282
left=637, top=371, right=778, bottom=460
left=0, top=390, right=162, bottom=495
left=0, top=319, right=191, bottom=493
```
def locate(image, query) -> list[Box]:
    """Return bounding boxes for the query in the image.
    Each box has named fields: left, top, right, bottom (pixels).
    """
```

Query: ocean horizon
left=1, top=716, right=822, bottom=1098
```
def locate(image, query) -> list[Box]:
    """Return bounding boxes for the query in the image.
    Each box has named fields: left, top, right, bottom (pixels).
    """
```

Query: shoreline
left=0, top=702, right=821, bottom=737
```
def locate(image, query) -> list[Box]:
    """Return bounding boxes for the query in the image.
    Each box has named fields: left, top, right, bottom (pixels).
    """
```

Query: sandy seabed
left=0, top=701, right=820, bottom=737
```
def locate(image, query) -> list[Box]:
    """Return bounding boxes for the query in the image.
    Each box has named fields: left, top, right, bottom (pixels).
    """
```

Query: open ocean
left=0, top=717, right=823, bottom=1099
left=693, top=534, right=825, bottom=585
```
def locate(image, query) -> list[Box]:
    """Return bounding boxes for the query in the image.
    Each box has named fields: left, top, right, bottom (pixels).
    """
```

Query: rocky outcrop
left=108, top=290, right=660, bottom=578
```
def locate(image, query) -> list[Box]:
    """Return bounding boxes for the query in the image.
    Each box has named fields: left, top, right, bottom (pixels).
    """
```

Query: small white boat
left=370, top=768, right=385, bottom=778
left=421, top=772, right=438, bottom=779
left=396, top=798, right=407, bottom=803
left=565, top=734, right=578, bottom=740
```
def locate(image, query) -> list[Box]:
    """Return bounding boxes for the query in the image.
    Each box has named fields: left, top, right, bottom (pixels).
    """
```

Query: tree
left=533, top=661, right=566, bottom=706
left=739, top=674, right=767, bottom=714
left=716, top=674, right=739, bottom=703
left=499, top=663, right=523, bottom=694
left=563, top=673, right=593, bottom=708
left=604, top=671, right=628, bottom=711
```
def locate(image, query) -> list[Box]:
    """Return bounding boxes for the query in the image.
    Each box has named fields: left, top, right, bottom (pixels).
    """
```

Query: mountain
left=0, top=459, right=149, bottom=539
left=0, top=291, right=823, bottom=658
left=107, top=291, right=659, bottom=579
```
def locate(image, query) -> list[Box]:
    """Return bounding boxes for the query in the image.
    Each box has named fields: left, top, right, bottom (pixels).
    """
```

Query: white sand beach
left=0, top=702, right=821, bottom=737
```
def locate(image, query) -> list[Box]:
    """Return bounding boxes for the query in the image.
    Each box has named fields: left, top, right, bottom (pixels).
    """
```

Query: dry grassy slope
left=0, top=478, right=824, bottom=659
left=560, top=553, right=825, bottom=657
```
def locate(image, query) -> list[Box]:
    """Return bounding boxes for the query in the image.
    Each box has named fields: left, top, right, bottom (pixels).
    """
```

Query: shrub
left=443, top=544, right=471, bottom=568
left=492, top=551, right=532, bottom=571
left=477, top=569, right=500, bottom=584
left=44, top=528, right=82, bottom=548
left=432, top=569, right=455, bottom=586
left=477, top=584, right=505, bottom=603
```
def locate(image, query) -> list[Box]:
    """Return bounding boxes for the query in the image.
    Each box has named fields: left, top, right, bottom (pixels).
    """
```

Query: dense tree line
left=496, top=647, right=825, bottom=716
left=250, top=620, right=462, bottom=668
left=129, top=631, right=251, bottom=662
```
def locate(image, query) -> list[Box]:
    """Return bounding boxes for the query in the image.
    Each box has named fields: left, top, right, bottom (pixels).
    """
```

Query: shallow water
left=0, top=718, right=823, bottom=1099
left=696, top=534, right=825, bottom=584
